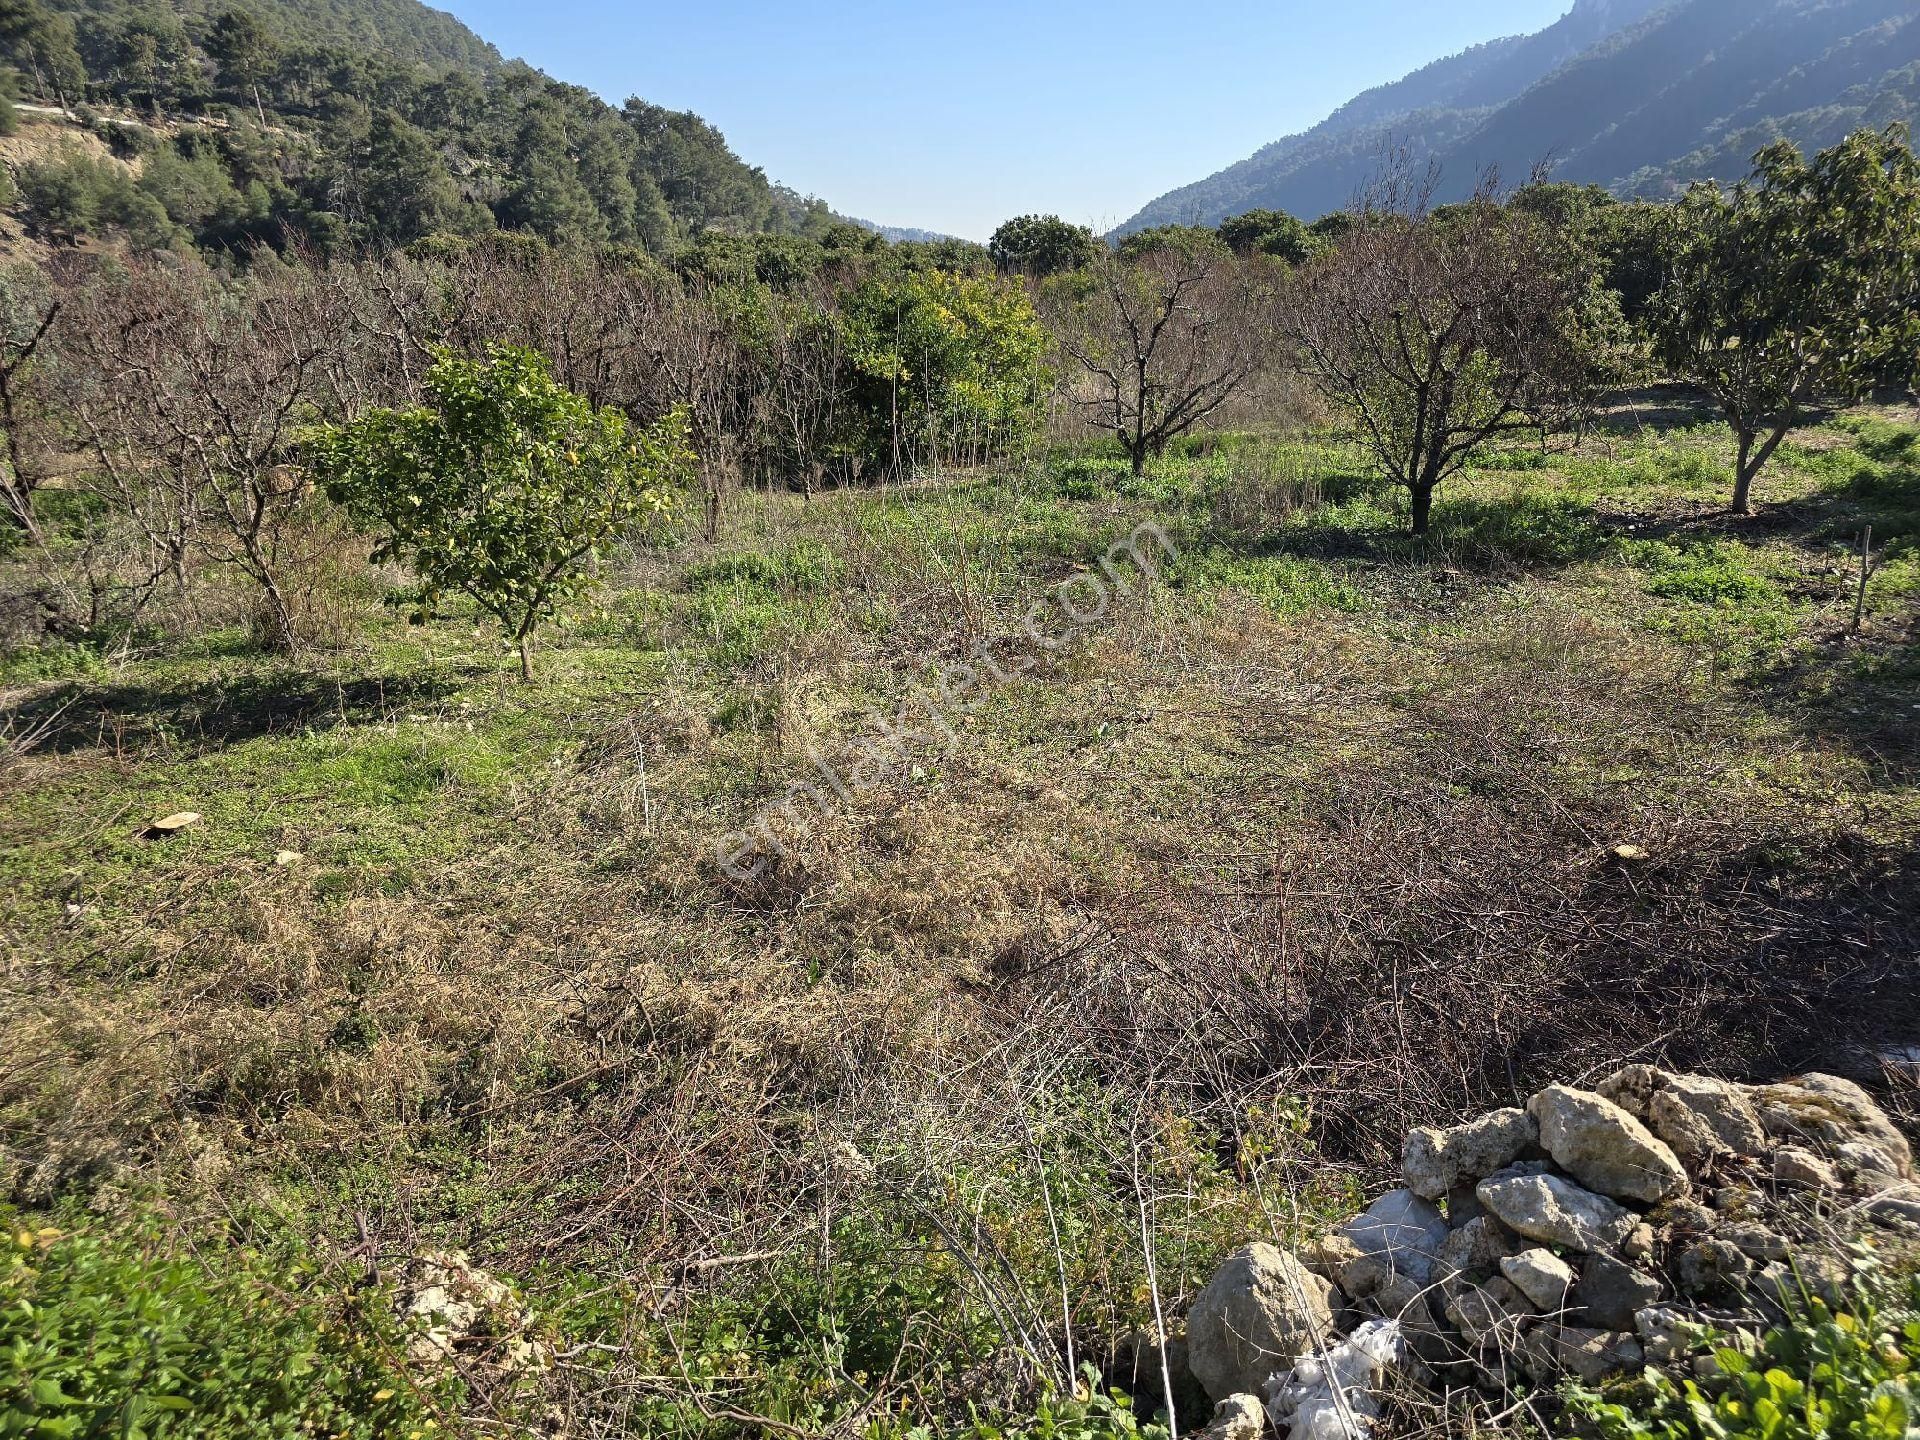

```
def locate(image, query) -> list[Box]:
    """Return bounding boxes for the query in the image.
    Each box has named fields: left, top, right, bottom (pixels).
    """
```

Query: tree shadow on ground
left=5, top=669, right=462, bottom=758
left=1585, top=384, right=1723, bottom=439
left=1243, top=486, right=1616, bottom=573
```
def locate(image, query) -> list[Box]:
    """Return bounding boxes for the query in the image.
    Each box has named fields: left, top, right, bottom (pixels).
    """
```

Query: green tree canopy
left=987, top=214, right=1099, bottom=278
left=1650, top=126, right=1920, bottom=513
left=307, top=344, right=691, bottom=678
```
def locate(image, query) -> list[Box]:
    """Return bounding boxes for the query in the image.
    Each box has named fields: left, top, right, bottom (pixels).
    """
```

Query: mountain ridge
left=1114, top=0, right=1920, bottom=234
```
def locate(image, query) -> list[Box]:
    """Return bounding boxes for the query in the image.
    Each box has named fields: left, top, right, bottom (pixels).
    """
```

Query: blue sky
left=440, top=0, right=1572, bottom=241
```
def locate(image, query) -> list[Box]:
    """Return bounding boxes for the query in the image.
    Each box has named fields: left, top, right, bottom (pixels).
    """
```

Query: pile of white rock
left=1182, top=1068, right=1918, bottom=1440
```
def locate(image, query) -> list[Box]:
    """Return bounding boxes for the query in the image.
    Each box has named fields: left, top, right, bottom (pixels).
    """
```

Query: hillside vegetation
left=1117, top=0, right=1920, bottom=234
left=0, top=0, right=828, bottom=255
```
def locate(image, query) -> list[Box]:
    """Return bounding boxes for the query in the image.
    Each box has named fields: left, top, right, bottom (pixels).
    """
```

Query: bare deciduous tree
left=1047, top=236, right=1269, bottom=479
left=55, top=259, right=356, bottom=649
left=1282, top=186, right=1590, bottom=534
left=0, top=264, right=62, bottom=540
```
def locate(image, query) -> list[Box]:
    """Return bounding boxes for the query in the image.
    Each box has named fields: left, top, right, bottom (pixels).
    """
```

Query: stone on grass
left=1500, top=1249, right=1575, bottom=1311
left=1529, top=1085, right=1688, bottom=1203
left=1336, top=1189, right=1449, bottom=1284
left=1476, top=1171, right=1639, bottom=1254
left=1402, top=1108, right=1536, bottom=1201
left=1188, top=1243, right=1336, bottom=1402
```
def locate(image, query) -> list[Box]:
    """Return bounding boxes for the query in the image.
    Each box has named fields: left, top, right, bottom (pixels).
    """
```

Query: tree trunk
left=1410, top=483, right=1435, bottom=536
left=517, top=629, right=534, bottom=683
left=1732, top=431, right=1757, bottom=515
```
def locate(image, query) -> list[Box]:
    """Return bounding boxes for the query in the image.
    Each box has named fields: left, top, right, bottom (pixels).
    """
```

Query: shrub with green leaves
left=1569, top=1269, right=1920, bottom=1439
left=0, top=1214, right=430, bottom=1439
left=307, top=343, right=691, bottom=679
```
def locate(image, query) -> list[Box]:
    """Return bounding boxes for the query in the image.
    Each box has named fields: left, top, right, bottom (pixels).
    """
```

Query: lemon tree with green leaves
left=308, top=344, right=691, bottom=679
left=1650, top=126, right=1920, bottom=515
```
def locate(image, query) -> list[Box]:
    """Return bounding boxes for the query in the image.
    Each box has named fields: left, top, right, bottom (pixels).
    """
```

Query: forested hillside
left=1117, top=0, right=1920, bottom=232
left=0, top=0, right=831, bottom=254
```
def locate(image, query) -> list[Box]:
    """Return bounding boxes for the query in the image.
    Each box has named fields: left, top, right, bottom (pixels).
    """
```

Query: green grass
left=5, top=408, right=1920, bottom=1440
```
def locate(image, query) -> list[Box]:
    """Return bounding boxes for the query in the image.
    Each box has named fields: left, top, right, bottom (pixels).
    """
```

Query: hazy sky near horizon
left=440, top=1, right=1572, bottom=241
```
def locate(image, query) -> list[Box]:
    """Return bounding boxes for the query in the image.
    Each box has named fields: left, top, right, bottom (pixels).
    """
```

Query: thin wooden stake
left=1852, top=524, right=1873, bottom=636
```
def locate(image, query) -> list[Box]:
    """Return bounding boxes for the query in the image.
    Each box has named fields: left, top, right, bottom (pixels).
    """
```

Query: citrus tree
left=307, top=344, right=689, bottom=679
left=840, top=268, right=1049, bottom=475
left=1650, top=126, right=1920, bottom=514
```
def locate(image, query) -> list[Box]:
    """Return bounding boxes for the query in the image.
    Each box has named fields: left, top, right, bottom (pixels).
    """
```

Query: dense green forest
left=0, top=0, right=832, bottom=253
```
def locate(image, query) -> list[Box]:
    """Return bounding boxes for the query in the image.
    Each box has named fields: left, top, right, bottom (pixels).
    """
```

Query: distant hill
left=55, top=0, right=504, bottom=72
left=1115, top=0, right=1920, bottom=234
left=846, top=217, right=961, bottom=246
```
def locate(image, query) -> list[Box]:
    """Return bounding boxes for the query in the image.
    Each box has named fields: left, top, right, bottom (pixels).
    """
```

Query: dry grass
left=2, top=411, right=1918, bottom=1435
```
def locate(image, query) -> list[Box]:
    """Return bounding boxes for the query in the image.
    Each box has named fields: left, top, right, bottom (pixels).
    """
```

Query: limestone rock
left=1751, top=1074, right=1912, bottom=1176
left=1574, top=1252, right=1663, bottom=1331
left=1194, top=1393, right=1267, bottom=1440
left=1649, top=1076, right=1768, bottom=1164
left=1445, top=1277, right=1530, bottom=1347
left=1476, top=1172, right=1639, bottom=1254
left=1772, top=1146, right=1839, bottom=1191
left=1500, top=1249, right=1575, bottom=1311
left=1337, top=1189, right=1449, bottom=1285
left=1529, top=1085, right=1688, bottom=1203
left=1188, top=1244, right=1336, bottom=1402
left=1675, top=1238, right=1752, bottom=1301
left=1403, top=1108, right=1537, bottom=1201
left=1520, top=1325, right=1644, bottom=1385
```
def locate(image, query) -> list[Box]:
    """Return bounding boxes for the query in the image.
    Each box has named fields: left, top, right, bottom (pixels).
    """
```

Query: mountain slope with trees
left=0, top=0, right=831, bottom=254
left=1115, top=0, right=1920, bottom=233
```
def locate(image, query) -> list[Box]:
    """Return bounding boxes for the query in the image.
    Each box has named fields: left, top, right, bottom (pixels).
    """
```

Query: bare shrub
left=52, top=257, right=364, bottom=650
left=1015, top=605, right=1920, bottom=1168
left=1283, top=181, right=1594, bottom=533
left=1045, top=236, right=1272, bottom=478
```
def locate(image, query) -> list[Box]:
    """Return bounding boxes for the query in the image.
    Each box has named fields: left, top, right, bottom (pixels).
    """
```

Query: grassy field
left=4, top=394, right=1920, bottom=1436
